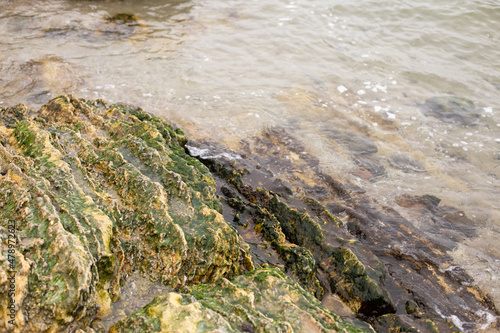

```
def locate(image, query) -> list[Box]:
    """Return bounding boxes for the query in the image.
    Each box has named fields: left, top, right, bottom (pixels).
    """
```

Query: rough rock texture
left=0, top=96, right=375, bottom=332
left=186, top=127, right=499, bottom=332
left=0, top=96, right=244, bottom=332
left=110, top=268, right=373, bottom=333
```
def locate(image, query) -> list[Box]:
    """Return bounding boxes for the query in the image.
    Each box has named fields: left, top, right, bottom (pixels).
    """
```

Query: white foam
left=337, top=85, right=348, bottom=94
left=186, top=145, right=242, bottom=161
left=357, top=90, right=366, bottom=95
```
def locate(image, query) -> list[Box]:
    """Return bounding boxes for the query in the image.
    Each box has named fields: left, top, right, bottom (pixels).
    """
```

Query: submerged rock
left=42, top=12, right=146, bottom=41
left=0, top=56, right=84, bottom=106
left=421, top=96, right=481, bottom=125
left=388, top=154, right=426, bottom=173
left=323, top=128, right=386, bottom=181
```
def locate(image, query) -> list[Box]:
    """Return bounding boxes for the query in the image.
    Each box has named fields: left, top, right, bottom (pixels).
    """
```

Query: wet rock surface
left=0, top=96, right=376, bottom=332
left=188, top=127, right=499, bottom=332
left=388, top=154, right=426, bottom=173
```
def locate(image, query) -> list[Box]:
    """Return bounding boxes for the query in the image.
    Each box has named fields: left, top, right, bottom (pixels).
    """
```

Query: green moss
left=13, top=121, right=42, bottom=157
left=0, top=97, right=246, bottom=332
left=113, top=268, right=374, bottom=332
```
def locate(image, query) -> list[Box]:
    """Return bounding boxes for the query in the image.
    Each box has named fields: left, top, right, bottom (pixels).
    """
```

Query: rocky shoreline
left=0, top=96, right=498, bottom=332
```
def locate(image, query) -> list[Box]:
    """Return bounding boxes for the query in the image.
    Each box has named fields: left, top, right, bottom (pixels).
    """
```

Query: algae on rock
left=0, top=96, right=244, bottom=332
left=0, top=96, right=376, bottom=332
left=192, top=148, right=394, bottom=317
left=110, top=268, right=374, bottom=333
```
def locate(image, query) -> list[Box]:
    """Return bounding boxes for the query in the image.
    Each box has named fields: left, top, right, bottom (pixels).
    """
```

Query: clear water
left=1, top=0, right=499, bottom=326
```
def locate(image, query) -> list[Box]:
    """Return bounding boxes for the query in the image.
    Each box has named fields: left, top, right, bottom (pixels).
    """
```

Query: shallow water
left=1, top=0, right=499, bottom=329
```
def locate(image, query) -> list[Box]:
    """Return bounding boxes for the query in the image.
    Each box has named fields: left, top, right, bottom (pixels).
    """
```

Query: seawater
left=1, top=0, right=499, bottom=328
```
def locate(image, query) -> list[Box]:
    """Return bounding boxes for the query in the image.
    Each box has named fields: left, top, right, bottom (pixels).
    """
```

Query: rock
left=188, top=130, right=498, bottom=332
left=421, top=96, right=481, bottom=125
left=1, top=56, right=84, bottom=106
left=371, top=313, right=463, bottom=333
left=97, top=13, right=143, bottom=37
left=110, top=268, right=374, bottom=333
left=190, top=140, right=395, bottom=317
left=388, top=154, right=426, bottom=173
left=0, top=96, right=244, bottom=332
left=0, top=96, right=377, bottom=333
left=405, top=300, right=420, bottom=315
left=1, top=96, right=496, bottom=332
left=395, top=194, right=477, bottom=243
left=323, top=128, right=386, bottom=181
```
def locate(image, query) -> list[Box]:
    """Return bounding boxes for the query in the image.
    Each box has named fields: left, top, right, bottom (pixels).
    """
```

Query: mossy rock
left=110, top=268, right=375, bottom=333
left=0, top=96, right=244, bottom=331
